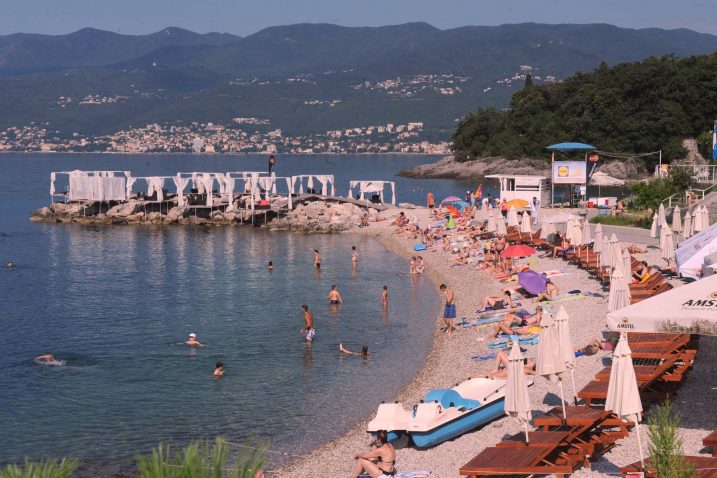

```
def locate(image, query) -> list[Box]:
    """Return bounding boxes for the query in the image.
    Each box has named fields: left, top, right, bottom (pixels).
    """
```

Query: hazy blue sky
left=1, top=0, right=715, bottom=36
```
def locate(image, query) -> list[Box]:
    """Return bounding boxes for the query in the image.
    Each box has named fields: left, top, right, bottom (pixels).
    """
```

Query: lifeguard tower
left=485, top=175, right=549, bottom=206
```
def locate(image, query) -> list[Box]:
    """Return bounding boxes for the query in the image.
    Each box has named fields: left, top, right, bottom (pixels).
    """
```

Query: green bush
left=0, top=458, right=78, bottom=478
left=589, top=214, right=652, bottom=229
left=647, top=400, right=695, bottom=478
left=628, top=166, right=695, bottom=211
left=137, top=437, right=265, bottom=478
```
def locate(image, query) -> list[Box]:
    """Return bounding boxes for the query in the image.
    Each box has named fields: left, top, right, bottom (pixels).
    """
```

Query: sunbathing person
left=633, top=261, right=652, bottom=283
left=551, top=233, right=571, bottom=258
left=479, top=290, right=514, bottom=312
left=492, top=306, right=542, bottom=338
left=480, top=350, right=536, bottom=378
left=534, top=280, right=559, bottom=302
left=625, top=244, right=646, bottom=254
left=350, top=430, right=396, bottom=478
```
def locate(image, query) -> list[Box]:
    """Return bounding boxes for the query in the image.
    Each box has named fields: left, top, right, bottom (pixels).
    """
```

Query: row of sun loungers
left=459, top=333, right=699, bottom=477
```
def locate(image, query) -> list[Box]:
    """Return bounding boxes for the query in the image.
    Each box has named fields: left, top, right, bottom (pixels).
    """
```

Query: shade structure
left=507, top=206, right=520, bottom=228
left=504, top=342, right=532, bottom=443
left=593, top=224, right=604, bottom=254
left=676, top=222, right=717, bottom=280
left=518, top=270, right=548, bottom=295
left=622, top=249, right=633, bottom=288
left=535, top=310, right=568, bottom=417
left=554, top=306, right=578, bottom=405
left=608, top=267, right=631, bottom=313
left=502, top=245, right=537, bottom=258
left=505, top=198, right=529, bottom=209
left=546, top=142, right=596, bottom=151
left=683, top=212, right=693, bottom=239
left=657, top=203, right=666, bottom=228
left=444, top=205, right=461, bottom=218
left=520, top=212, right=532, bottom=234
left=485, top=212, right=497, bottom=232
left=661, top=227, right=675, bottom=265
left=571, top=220, right=584, bottom=247
left=650, top=213, right=658, bottom=238
left=497, top=215, right=508, bottom=235
left=581, top=220, right=592, bottom=244
left=605, top=336, right=645, bottom=468
left=672, top=206, right=682, bottom=233
left=606, top=274, right=717, bottom=336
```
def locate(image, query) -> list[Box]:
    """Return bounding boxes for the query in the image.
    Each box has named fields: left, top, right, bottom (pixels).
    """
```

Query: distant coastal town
left=0, top=120, right=450, bottom=154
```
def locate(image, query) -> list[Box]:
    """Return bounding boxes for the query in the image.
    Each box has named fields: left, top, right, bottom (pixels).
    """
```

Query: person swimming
left=185, top=333, right=206, bottom=347
left=328, top=285, right=343, bottom=305
left=6, top=261, right=14, bottom=269
left=34, top=354, right=64, bottom=366
left=339, top=344, right=369, bottom=356
left=268, top=261, right=273, bottom=270
left=213, top=362, right=224, bottom=377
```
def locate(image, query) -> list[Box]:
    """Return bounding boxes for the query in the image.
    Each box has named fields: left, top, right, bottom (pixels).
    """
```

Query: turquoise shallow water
left=0, top=154, right=472, bottom=468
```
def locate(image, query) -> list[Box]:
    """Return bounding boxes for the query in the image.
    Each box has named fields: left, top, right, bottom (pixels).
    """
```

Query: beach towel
left=488, top=335, right=539, bottom=349
left=413, top=244, right=427, bottom=251
left=359, top=472, right=431, bottom=478
left=472, top=352, right=497, bottom=361
left=474, top=306, right=524, bottom=319
left=460, top=315, right=504, bottom=327
left=541, top=293, right=588, bottom=304
left=541, top=270, right=570, bottom=278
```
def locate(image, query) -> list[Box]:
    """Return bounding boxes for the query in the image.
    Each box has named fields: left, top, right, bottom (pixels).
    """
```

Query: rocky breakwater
left=399, top=155, right=550, bottom=179
left=266, top=201, right=377, bottom=233
left=30, top=200, right=254, bottom=226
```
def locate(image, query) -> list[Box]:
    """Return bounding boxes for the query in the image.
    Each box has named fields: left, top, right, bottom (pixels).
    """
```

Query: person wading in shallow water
left=300, top=305, right=315, bottom=341
left=440, top=283, right=456, bottom=336
left=328, top=285, right=343, bottom=305
left=314, top=249, right=321, bottom=269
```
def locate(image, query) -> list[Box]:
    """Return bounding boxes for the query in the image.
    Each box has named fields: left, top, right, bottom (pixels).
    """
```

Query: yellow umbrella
left=505, top=199, right=529, bottom=209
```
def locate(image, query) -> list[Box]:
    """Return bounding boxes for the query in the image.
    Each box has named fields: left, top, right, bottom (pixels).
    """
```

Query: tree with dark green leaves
left=452, top=53, right=717, bottom=166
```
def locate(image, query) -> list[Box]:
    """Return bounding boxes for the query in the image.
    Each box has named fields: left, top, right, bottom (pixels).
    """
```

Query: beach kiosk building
left=484, top=174, right=549, bottom=206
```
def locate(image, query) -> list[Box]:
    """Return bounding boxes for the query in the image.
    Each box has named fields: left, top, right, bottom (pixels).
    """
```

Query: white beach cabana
left=293, top=175, right=336, bottom=197
left=347, top=180, right=395, bottom=205
left=51, top=170, right=129, bottom=203
left=606, top=273, right=717, bottom=336
left=676, top=222, right=717, bottom=280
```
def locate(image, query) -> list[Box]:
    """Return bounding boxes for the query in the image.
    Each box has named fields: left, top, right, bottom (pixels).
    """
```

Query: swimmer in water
left=268, top=261, right=273, bottom=270
left=352, top=246, right=359, bottom=264
left=328, top=285, right=343, bottom=305
left=185, top=333, right=206, bottom=347
left=34, top=354, right=64, bottom=365
left=339, top=344, right=369, bottom=356
left=381, top=285, right=388, bottom=304
left=6, top=261, right=14, bottom=269
left=300, top=305, right=315, bottom=341
left=213, top=362, right=224, bottom=377
left=314, top=249, right=321, bottom=269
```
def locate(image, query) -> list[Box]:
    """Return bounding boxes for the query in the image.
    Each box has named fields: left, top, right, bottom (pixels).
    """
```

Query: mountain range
left=2, top=22, right=717, bottom=139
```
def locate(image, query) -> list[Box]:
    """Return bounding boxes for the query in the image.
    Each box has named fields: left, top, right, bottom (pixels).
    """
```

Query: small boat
left=367, top=376, right=531, bottom=448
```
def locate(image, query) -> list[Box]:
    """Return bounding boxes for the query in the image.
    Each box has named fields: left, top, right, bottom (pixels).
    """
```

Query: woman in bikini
left=492, top=306, right=542, bottom=338
left=351, top=430, right=396, bottom=478
left=479, top=290, right=514, bottom=312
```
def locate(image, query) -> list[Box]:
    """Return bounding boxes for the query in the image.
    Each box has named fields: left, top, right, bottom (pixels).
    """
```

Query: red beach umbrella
left=501, top=245, right=537, bottom=258
left=444, top=205, right=461, bottom=218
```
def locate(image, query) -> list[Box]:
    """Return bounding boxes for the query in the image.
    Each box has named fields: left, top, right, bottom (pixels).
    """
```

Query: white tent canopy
left=293, top=175, right=335, bottom=196
left=348, top=180, right=396, bottom=205
left=51, top=170, right=129, bottom=202
left=676, top=222, right=717, bottom=280
left=606, top=274, right=717, bottom=336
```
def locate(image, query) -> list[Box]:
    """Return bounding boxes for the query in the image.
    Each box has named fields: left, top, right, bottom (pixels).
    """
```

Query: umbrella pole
left=635, top=420, right=645, bottom=469
left=570, top=369, right=578, bottom=406
left=558, top=379, right=567, bottom=419
left=525, top=423, right=529, bottom=443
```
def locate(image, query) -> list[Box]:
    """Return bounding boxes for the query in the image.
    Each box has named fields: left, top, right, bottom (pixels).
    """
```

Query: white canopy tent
left=676, top=222, right=717, bottom=280
left=51, top=170, right=129, bottom=202
left=348, top=180, right=396, bottom=205
left=607, top=274, right=717, bottom=336
left=129, top=176, right=175, bottom=203
left=292, top=175, right=335, bottom=196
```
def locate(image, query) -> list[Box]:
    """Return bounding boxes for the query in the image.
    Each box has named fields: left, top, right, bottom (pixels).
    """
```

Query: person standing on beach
left=426, top=192, right=435, bottom=211
left=268, top=154, right=276, bottom=175
left=440, top=284, right=456, bottom=335
left=531, top=196, right=540, bottom=225
left=328, top=285, right=343, bottom=305
left=314, top=249, right=321, bottom=269
left=300, top=305, right=315, bottom=341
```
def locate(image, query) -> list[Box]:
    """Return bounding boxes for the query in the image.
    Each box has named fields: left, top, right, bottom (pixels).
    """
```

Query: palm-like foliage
left=0, top=458, right=78, bottom=478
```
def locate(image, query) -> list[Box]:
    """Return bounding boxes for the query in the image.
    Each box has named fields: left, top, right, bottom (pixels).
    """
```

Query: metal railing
left=691, top=164, right=717, bottom=184
left=661, top=183, right=717, bottom=208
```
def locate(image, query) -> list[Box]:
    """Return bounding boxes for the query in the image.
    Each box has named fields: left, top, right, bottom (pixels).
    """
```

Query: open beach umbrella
left=622, top=249, right=633, bottom=288
left=608, top=267, right=631, bottom=313
left=505, top=198, right=529, bottom=209
left=683, top=212, right=693, bottom=239
left=444, top=205, right=461, bottom=218
left=507, top=206, right=520, bottom=228
left=650, top=213, right=658, bottom=238
left=485, top=211, right=497, bottom=233
left=581, top=220, right=591, bottom=244
left=535, top=311, right=568, bottom=418
left=497, top=215, right=508, bottom=235
left=605, top=336, right=645, bottom=468
left=520, top=212, right=532, bottom=234
left=672, top=206, right=682, bottom=233
left=594, top=224, right=604, bottom=254
left=554, top=306, right=578, bottom=406
left=661, top=227, right=675, bottom=266
left=518, top=270, right=547, bottom=295
left=502, top=245, right=536, bottom=258
left=505, top=342, right=532, bottom=443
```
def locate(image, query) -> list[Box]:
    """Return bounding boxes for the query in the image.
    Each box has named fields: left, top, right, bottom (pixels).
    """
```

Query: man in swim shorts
left=440, top=284, right=456, bottom=336
left=328, top=285, right=343, bottom=305
left=300, top=305, right=315, bottom=341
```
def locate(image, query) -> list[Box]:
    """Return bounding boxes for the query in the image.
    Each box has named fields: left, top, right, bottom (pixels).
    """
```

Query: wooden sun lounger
left=459, top=445, right=576, bottom=477
left=621, top=456, right=717, bottom=477
left=626, top=333, right=688, bottom=347
left=704, top=429, right=717, bottom=457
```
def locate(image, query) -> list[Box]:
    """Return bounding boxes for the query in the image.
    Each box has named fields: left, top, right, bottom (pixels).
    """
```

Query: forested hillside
left=451, top=53, right=717, bottom=163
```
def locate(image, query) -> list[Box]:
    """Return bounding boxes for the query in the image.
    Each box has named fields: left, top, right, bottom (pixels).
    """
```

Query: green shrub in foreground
left=589, top=214, right=652, bottom=229
left=0, top=458, right=78, bottom=478
left=647, top=400, right=695, bottom=478
left=137, top=437, right=265, bottom=478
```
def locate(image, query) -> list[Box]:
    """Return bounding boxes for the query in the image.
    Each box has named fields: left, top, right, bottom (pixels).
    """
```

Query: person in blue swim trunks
left=440, top=284, right=456, bottom=336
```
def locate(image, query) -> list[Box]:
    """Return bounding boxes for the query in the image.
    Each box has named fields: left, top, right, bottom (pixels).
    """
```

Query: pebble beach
left=275, top=206, right=717, bottom=478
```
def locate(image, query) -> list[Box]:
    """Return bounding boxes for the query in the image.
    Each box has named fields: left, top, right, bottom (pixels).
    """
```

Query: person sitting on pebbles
left=350, top=430, right=396, bottom=478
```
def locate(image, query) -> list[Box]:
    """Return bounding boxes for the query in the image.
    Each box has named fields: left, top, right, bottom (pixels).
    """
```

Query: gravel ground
left=273, top=207, right=715, bottom=478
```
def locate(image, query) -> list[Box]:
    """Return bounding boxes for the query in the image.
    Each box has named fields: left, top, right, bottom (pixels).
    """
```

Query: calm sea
left=0, top=154, right=486, bottom=470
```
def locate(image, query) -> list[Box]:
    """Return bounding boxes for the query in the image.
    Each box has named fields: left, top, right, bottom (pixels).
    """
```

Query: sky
left=1, top=0, right=716, bottom=36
